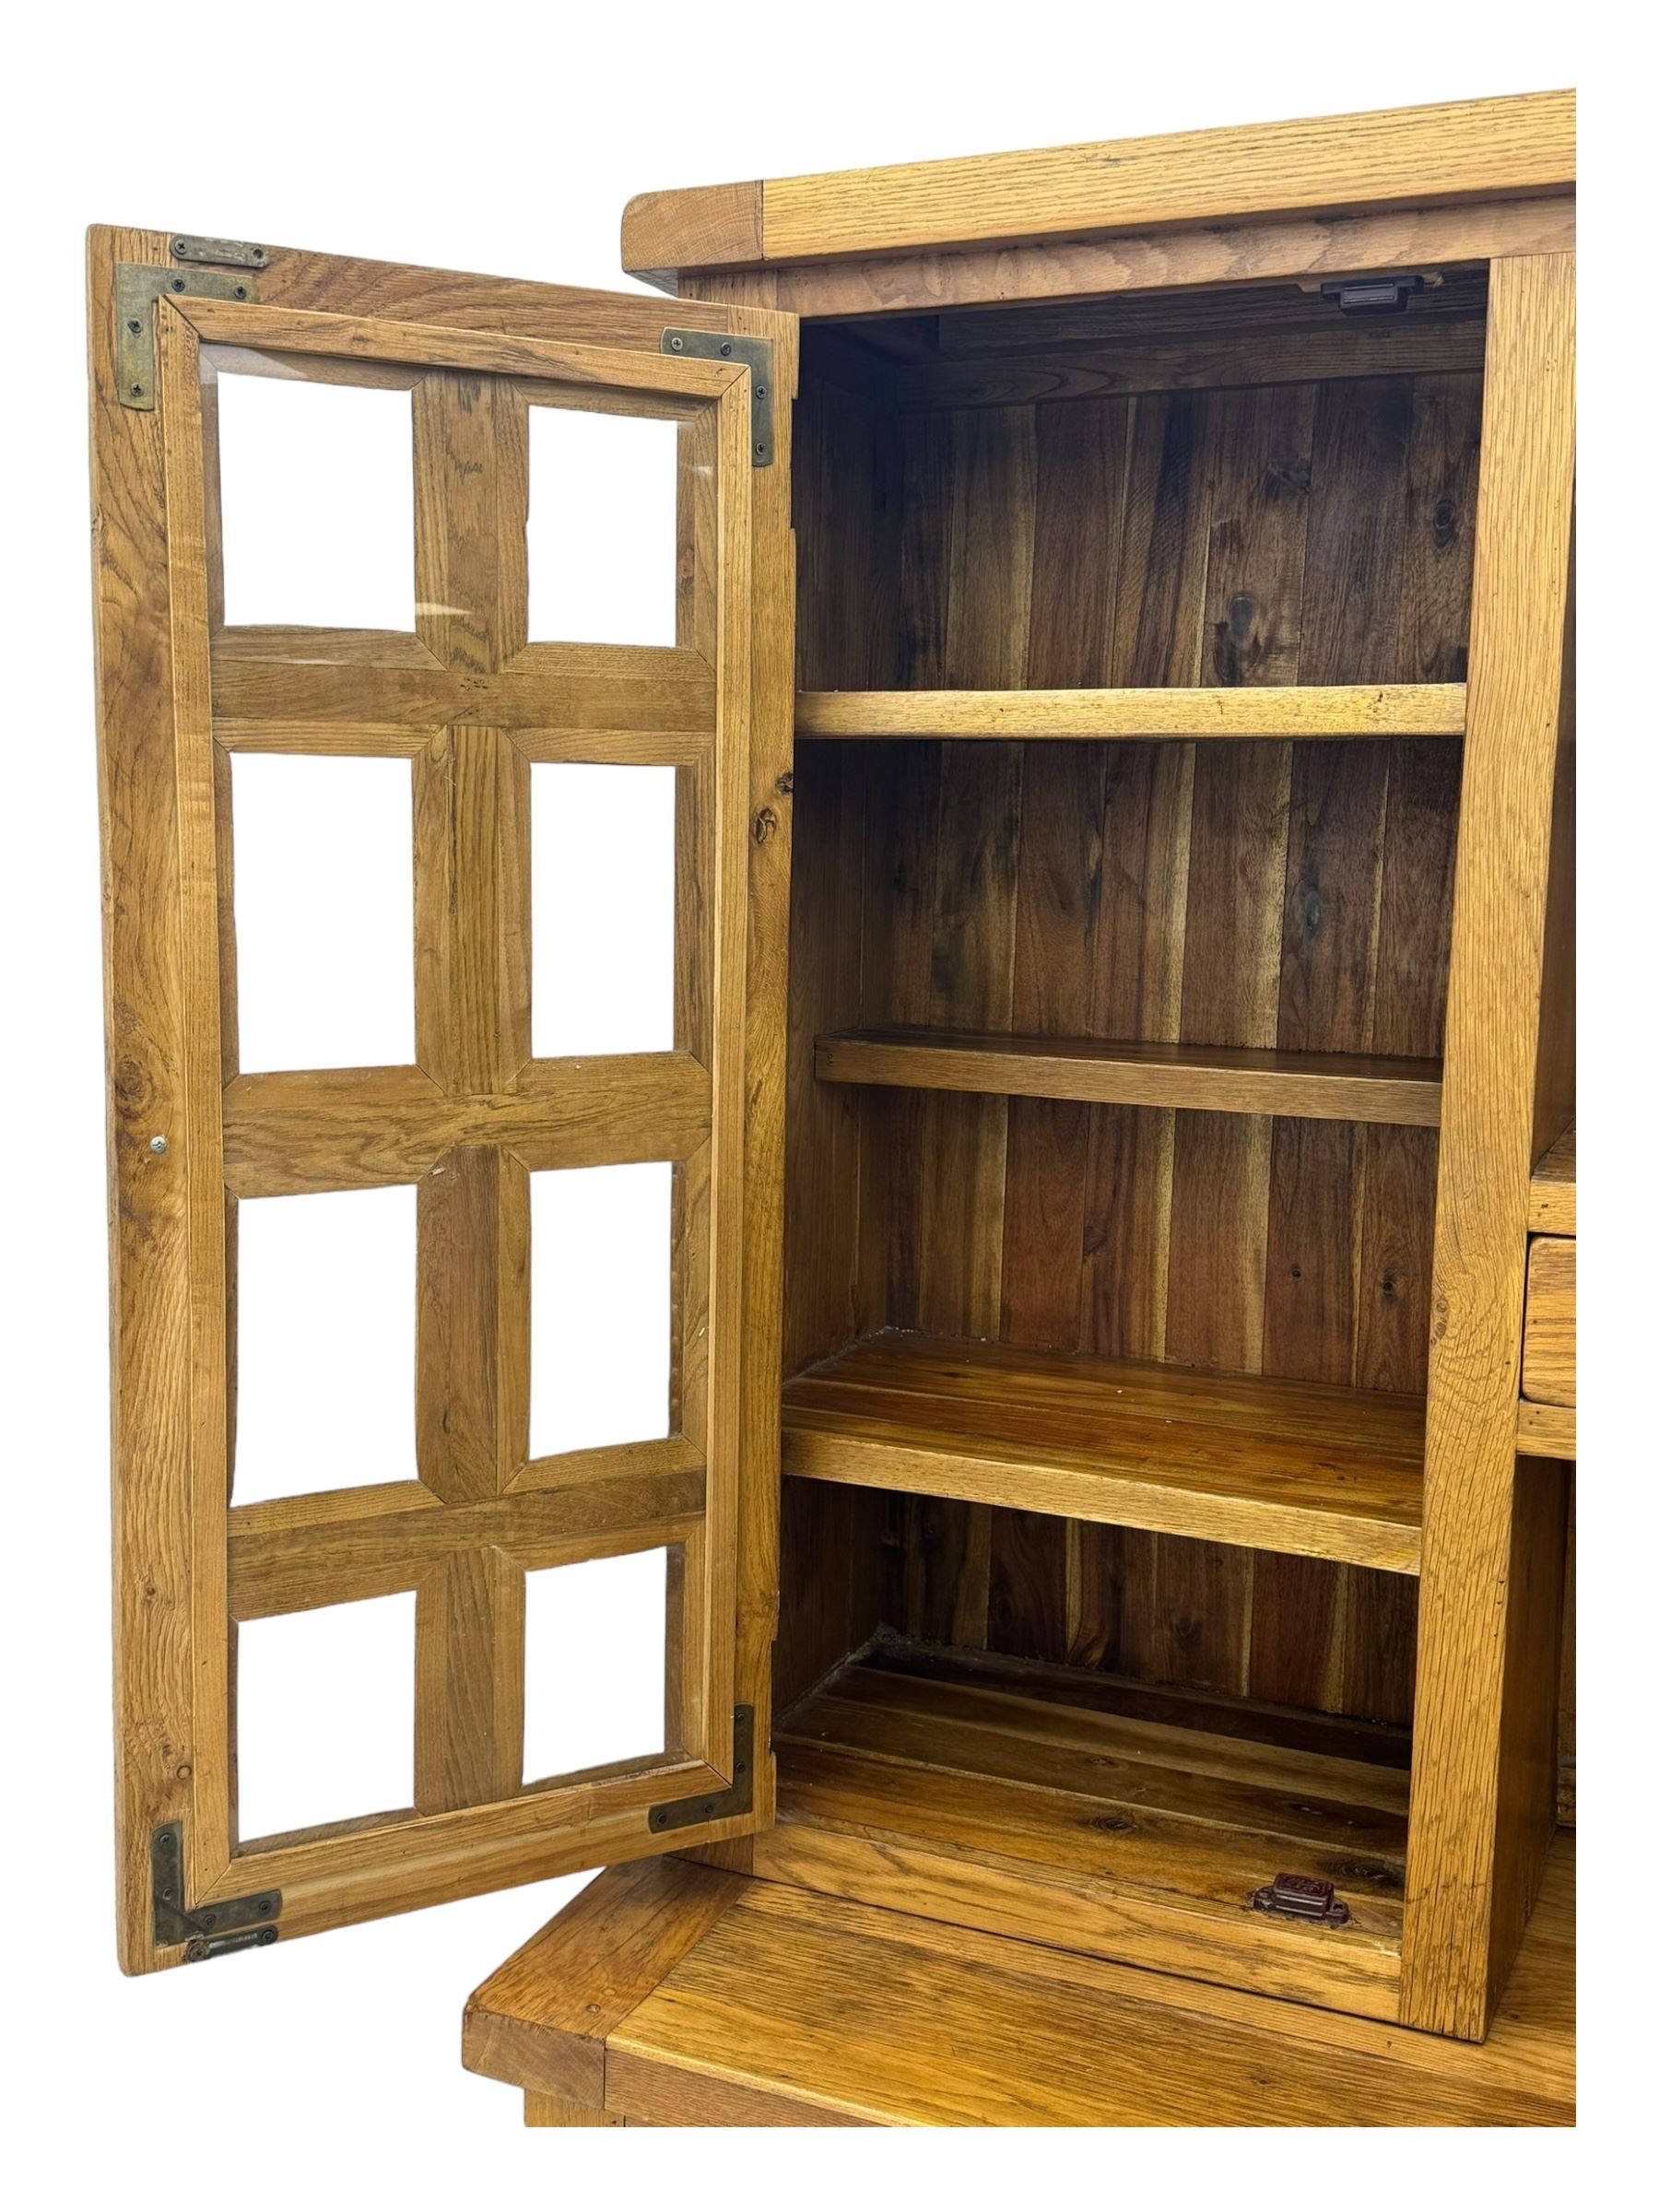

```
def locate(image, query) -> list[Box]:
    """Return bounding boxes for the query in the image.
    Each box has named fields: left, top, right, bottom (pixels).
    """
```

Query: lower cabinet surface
left=463, top=1835, right=1574, bottom=2127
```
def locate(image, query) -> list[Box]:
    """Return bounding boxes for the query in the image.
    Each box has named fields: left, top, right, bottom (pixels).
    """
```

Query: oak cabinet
left=89, top=89, right=1575, bottom=2125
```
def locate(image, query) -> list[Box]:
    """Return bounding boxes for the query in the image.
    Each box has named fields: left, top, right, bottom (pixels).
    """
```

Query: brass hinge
left=661, top=330, right=775, bottom=465
left=1247, top=1871, right=1351, bottom=1927
left=115, top=256, right=261, bottom=410
left=647, top=1706, right=756, bottom=1834
left=151, top=1823, right=281, bottom=1960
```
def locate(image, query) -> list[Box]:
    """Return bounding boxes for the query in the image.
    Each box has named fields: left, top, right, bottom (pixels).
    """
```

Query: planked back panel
left=783, top=338, right=1481, bottom=1726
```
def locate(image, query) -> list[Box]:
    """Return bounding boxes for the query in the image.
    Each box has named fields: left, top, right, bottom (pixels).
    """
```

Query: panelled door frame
left=89, top=229, right=797, bottom=1971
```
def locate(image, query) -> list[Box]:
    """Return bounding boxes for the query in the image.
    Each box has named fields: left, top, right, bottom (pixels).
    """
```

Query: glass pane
left=236, top=1592, right=415, bottom=1841
left=233, top=1185, right=418, bottom=1505
left=215, top=369, right=414, bottom=630
left=530, top=763, right=676, bottom=1057
left=522, top=1549, right=667, bottom=1783
left=526, top=406, right=677, bottom=646
left=229, top=753, right=414, bottom=1073
left=529, top=1162, right=672, bottom=1459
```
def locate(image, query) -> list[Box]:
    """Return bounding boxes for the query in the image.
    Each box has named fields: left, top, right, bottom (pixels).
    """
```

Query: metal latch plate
left=661, top=329, right=775, bottom=465
left=151, top=1822, right=281, bottom=1959
left=1247, top=1871, right=1351, bottom=1926
left=170, top=234, right=268, bottom=269
left=648, top=1706, right=756, bottom=1834
left=116, top=263, right=260, bottom=410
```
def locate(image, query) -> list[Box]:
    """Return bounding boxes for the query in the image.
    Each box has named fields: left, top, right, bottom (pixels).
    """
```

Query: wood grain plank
left=588, top=1843, right=1572, bottom=2124
left=222, top=1055, right=712, bottom=1194
left=748, top=200, right=1574, bottom=323
left=752, top=93, right=1575, bottom=264
left=782, top=1335, right=1423, bottom=1572
left=416, top=1546, right=524, bottom=1812
left=818, top=1030, right=1441, bottom=1124
left=797, top=682, right=1463, bottom=739
left=463, top=1853, right=746, bottom=2105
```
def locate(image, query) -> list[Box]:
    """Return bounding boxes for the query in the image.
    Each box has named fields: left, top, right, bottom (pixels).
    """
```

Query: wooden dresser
left=89, top=90, right=1575, bottom=2126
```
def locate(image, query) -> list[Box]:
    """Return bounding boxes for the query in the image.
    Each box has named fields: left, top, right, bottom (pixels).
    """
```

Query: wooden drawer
left=1523, top=1238, right=1576, bottom=1407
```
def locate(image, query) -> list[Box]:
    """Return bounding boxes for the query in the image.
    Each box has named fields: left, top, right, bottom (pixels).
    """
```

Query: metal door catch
left=1248, top=1872, right=1351, bottom=1925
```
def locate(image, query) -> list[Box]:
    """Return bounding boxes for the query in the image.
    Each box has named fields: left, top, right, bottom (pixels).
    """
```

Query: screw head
left=668, top=335, right=684, bottom=351
left=719, top=340, right=733, bottom=357
left=171, top=276, right=186, bottom=292
left=148, top=1135, right=169, bottom=1155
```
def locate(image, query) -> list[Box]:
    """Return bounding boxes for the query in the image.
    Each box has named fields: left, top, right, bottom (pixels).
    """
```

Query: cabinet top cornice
left=620, top=89, right=1575, bottom=292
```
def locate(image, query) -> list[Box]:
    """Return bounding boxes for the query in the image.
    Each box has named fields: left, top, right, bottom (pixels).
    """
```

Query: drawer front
left=1523, top=1237, right=1576, bottom=1406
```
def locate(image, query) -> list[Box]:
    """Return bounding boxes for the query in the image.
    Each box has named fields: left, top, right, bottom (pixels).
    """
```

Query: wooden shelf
left=762, top=1641, right=1412, bottom=2022
left=795, top=683, right=1466, bottom=742
left=816, top=1028, right=1443, bottom=1128
left=782, top=1333, right=1426, bottom=1572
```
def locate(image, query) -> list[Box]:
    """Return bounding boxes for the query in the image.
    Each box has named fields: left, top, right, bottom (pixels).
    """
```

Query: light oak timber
left=175, top=290, right=745, bottom=402
left=1516, top=1401, right=1575, bottom=1459
left=222, top=1057, right=712, bottom=1196
left=705, top=199, right=1574, bottom=322
left=626, top=92, right=1572, bottom=273
left=815, top=1029, right=1442, bottom=1128
left=795, top=682, right=1465, bottom=741
left=228, top=1458, right=705, bottom=1618
left=576, top=1841, right=1573, bottom=2124
left=210, top=640, right=716, bottom=738
left=523, top=2095, right=625, bottom=2127
left=156, top=227, right=749, bottom=348
left=1529, top=1119, right=1576, bottom=1234
left=1403, top=252, right=1576, bottom=2039
left=1522, top=1237, right=1575, bottom=1406
left=782, top=1334, right=1424, bottom=1572
left=754, top=1652, right=1406, bottom=2019
left=464, top=1855, right=747, bottom=2106
left=712, top=299, right=801, bottom=1848
left=92, top=227, right=202, bottom=1973
left=622, top=180, right=765, bottom=288
left=216, top=1755, right=751, bottom=1944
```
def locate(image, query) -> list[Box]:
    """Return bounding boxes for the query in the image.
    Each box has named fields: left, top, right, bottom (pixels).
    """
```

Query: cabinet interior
left=771, top=270, right=1488, bottom=1992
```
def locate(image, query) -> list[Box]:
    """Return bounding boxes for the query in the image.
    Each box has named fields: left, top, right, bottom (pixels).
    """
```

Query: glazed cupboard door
left=89, top=230, right=795, bottom=1971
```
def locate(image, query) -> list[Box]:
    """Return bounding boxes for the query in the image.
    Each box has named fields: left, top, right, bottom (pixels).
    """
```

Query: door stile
left=674, top=291, right=801, bottom=1853
left=157, top=300, right=239, bottom=1900
left=1402, top=251, right=1574, bottom=2038
left=698, top=373, right=758, bottom=1780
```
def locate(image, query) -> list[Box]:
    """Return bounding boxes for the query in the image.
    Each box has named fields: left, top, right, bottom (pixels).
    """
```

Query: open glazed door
left=89, top=229, right=795, bottom=1971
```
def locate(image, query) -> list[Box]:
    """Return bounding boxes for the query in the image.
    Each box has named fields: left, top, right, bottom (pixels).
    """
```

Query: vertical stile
left=1402, top=252, right=1575, bottom=2038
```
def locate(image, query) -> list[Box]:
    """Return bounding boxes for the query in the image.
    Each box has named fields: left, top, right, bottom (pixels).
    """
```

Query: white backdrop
left=3, top=6, right=1631, bottom=2198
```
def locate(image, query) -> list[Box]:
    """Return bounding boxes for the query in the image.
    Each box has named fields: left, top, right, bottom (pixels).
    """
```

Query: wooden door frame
left=90, top=228, right=797, bottom=1970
